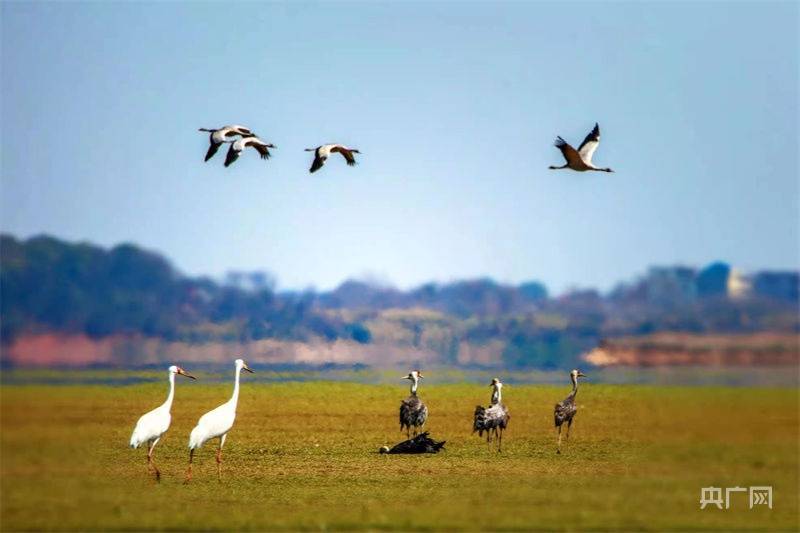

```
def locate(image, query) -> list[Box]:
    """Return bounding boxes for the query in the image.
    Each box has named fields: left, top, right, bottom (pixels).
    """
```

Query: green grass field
left=1, top=379, right=798, bottom=530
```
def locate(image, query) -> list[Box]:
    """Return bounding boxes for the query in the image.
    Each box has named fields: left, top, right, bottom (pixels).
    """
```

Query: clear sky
left=2, top=1, right=797, bottom=294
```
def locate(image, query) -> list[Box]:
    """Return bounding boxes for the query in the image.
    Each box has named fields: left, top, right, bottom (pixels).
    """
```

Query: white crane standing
left=129, top=365, right=196, bottom=481
left=185, top=358, right=254, bottom=483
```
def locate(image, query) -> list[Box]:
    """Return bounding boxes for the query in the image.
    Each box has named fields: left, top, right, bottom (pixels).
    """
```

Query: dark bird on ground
left=399, top=370, right=428, bottom=437
left=554, top=369, right=587, bottom=454
left=224, top=135, right=276, bottom=167
left=198, top=125, right=254, bottom=162
left=549, top=123, right=614, bottom=172
left=379, top=432, right=446, bottom=454
left=304, top=144, right=360, bottom=173
left=473, top=377, right=510, bottom=452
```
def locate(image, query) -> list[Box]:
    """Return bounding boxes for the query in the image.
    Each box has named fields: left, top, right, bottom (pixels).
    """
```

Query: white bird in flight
left=129, top=365, right=196, bottom=481
left=185, top=358, right=254, bottom=483
left=198, top=125, right=254, bottom=162
left=224, top=135, right=276, bottom=167
left=549, top=123, right=614, bottom=173
left=305, top=144, right=361, bottom=173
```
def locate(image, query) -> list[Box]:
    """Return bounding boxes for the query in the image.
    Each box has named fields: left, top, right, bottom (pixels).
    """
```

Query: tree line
left=1, top=234, right=796, bottom=368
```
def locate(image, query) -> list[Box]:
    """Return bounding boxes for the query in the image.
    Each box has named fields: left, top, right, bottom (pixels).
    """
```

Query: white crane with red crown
left=129, top=365, right=196, bottom=481
left=185, top=358, right=254, bottom=483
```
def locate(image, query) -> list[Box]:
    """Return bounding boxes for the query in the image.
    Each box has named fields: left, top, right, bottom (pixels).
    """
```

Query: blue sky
left=2, top=1, right=797, bottom=294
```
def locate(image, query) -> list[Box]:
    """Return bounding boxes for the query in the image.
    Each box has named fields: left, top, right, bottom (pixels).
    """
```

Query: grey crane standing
left=399, top=370, right=428, bottom=437
left=473, top=378, right=510, bottom=452
left=554, top=369, right=587, bottom=454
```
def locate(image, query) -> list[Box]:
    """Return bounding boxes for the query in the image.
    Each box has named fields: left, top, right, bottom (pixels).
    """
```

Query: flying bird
left=185, top=358, right=254, bottom=483
left=549, top=123, right=614, bottom=172
left=554, top=369, right=587, bottom=454
left=399, top=370, right=428, bottom=437
left=224, top=135, right=276, bottom=167
left=305, top=144, right=360, bottom=173
left=473, top=378, right=510, bottom=452
left=198, top=125, right=254, bottom=162
left=379, top=432, right=446, bottom=454
left=129, top=365, right=196, bottom=481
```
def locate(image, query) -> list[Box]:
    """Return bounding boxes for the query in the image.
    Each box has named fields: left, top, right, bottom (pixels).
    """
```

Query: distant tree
left=696, top=262, right=730, bottom=298
left=518, top=281, right=548, bottom=301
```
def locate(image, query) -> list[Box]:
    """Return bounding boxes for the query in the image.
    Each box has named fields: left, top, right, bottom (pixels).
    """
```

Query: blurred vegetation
left=1, top=234, right=797, bottom=369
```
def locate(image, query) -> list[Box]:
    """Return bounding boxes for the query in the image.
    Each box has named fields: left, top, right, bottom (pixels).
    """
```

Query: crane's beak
left=243, top=363, right=254, bottom=373
left=178, top=369, right=197, bottom=380
left=578, top=372, right=587, bottom=378
left=401, top=375, right=411, bottom=380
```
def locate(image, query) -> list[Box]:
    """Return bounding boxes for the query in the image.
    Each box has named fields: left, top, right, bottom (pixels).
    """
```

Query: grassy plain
left=1, top=377, right=798, bottom=530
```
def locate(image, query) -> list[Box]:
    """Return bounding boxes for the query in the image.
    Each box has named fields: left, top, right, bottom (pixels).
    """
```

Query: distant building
left=727, top=269, right=752, bottom=300
left=752, top=271, right=799, bottom=303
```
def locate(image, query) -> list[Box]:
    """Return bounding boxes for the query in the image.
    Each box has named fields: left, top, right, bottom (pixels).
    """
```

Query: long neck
left=569, top=374, right=578, bottom=397
left=491, top=386, right=501, bottom=404
left=410, top=378, right=418, bottom=396
left=163, top=372, right=176, bottom=411
left=230, top=367, right=242, bottom=408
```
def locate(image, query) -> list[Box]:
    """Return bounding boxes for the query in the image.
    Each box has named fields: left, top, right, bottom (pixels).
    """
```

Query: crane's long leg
left=184, top=448, right=194, bottom=484
left=497, top=428, right=503, bottom=453
left=216, top=434, right=227, bottom=482
left=566, top=418, right=573, bottom=441
left=556, top=425, right=563, bottom=454
left=145, top=442, right=154, bottom=476
left=147, top=437, right=161, bottom=482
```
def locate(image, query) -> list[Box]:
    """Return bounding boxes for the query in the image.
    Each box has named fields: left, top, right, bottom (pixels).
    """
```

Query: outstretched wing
left=204, top=142, right=221, bottom=162
left=578, top=123, right=601, bottom=164
left=224, top=144, right=239, bottom=167
left=224, top=125, right=252, bottom=137
left=331, top=146, right=356, bottom=166
left=249, top=140, right=272, bottom=160
left=554, top=137, right=583, bottom=167
left=309, top=154, right=325, bottom=173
